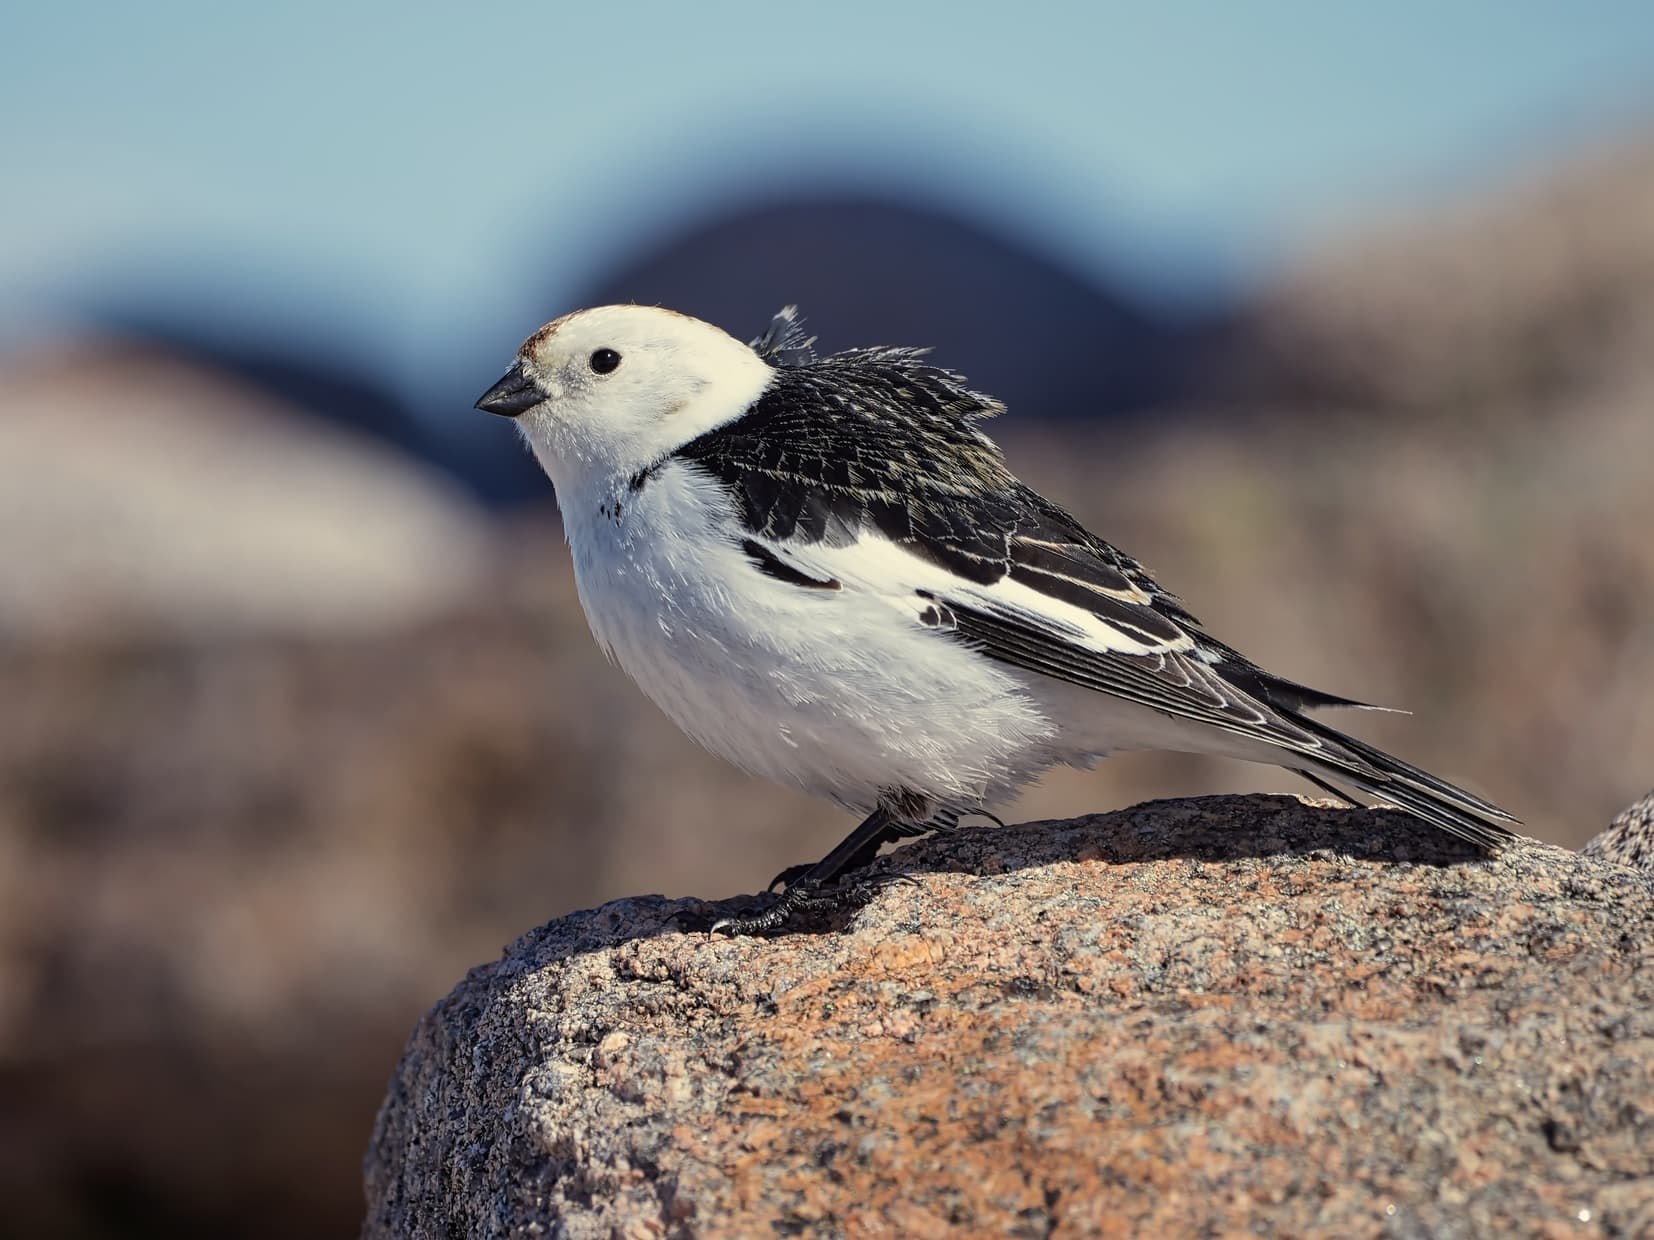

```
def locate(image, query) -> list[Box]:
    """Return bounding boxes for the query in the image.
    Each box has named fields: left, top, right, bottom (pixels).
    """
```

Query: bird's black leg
left=766, top=813, right=905, bottom=892
left=713, top=800, right=919, bottom=936
left=766, top=797, right=964, bottom=891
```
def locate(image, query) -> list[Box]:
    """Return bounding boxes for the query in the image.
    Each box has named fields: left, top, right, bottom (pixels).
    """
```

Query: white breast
left=559, top=461, right=1064, bottom=812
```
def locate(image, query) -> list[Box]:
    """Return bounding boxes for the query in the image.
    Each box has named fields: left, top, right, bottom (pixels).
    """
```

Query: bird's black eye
left=589, top=348, right=621, bottom=375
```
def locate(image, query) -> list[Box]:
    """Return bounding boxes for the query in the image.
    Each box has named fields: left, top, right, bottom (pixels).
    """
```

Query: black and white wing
left=675, top=316, right=1519, bottom=848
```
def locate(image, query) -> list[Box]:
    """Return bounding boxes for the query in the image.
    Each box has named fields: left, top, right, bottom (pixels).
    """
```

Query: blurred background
left=4, top=2, right=1654, bottom=1235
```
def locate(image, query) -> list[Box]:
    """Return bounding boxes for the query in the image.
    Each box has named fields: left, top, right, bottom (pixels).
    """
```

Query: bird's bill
left=475, top=361, right=544, bottom=417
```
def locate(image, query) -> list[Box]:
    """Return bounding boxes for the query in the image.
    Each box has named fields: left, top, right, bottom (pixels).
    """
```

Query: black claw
left=710, top=872, right=909, bottom=936
left=727, top=797, right=931, bottom=934
left=710, top=896, right=803, bottom=935
left=708, top=906, right=787, bottom=936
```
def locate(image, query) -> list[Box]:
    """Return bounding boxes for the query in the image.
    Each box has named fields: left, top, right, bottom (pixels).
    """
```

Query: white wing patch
left=759, top=530, right=1194, bottom=659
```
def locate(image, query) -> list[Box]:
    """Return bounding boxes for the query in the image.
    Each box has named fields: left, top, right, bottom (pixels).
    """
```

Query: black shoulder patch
left=674, top=358, right=1013, bottom=554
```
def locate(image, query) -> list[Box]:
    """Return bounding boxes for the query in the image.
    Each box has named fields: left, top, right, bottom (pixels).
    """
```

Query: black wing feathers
left=944, top=597, right=1515, bottom=847
left=677, top=346, right=1194, bottom=629
left=748, top=306, right=818, bottom=368
left=937, top=600, right=1305, bottom=743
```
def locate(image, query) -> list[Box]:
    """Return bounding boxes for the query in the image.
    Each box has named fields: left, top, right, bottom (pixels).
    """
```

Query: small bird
left=478, top=305, right=1519, bottom=933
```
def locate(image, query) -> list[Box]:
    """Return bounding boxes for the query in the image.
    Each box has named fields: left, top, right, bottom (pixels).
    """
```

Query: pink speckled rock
left=363, top=795, right=1654, bottom=1239
left=1584, top=790, right=1654, bottom=872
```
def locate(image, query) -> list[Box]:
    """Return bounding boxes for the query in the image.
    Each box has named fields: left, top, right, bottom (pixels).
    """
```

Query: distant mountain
left=574, top=196, right=1217, bottom=421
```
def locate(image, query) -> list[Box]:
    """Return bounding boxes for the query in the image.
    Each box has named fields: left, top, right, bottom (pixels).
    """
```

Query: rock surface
left=1584, top=790, right=1654, bottom=872
left=363, top=795, right=1654, bottom=1239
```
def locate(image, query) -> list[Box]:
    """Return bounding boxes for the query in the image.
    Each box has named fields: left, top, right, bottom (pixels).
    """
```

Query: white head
left=476, top=305, right=774, bottom=497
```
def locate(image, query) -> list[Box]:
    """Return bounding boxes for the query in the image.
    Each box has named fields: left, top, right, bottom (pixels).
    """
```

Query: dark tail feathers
left=1293, top=715, right=1520, bottom=851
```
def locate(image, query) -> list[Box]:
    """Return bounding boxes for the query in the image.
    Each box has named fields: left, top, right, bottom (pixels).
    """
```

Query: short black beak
left=475, top=361, right=544, bottom=418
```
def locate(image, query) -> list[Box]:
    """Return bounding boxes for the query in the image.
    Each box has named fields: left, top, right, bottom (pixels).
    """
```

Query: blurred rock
left=1583, top=790, right=1654, bottom=871
left=1220, top=138, right=1654, bottom=417
left=363, top=795, right=1654, bottom=1239
left=0, top=340, right=494, bottom=636
left=0, top=525, right=856, bottom=1240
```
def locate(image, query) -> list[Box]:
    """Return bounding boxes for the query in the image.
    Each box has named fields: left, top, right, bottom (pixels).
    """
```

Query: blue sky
left=5, top=2, right=1654, bottom=380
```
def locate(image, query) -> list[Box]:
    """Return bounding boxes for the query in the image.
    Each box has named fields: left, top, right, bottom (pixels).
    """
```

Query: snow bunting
left=478, top=305, right=1519, bottom=933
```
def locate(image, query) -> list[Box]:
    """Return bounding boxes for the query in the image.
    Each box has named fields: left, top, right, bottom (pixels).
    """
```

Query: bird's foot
left=711, top=871, right=914, bottom=936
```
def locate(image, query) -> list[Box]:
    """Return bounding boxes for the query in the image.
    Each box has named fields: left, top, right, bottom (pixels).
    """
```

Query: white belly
left=561, top=462, right=1064, bottom=812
